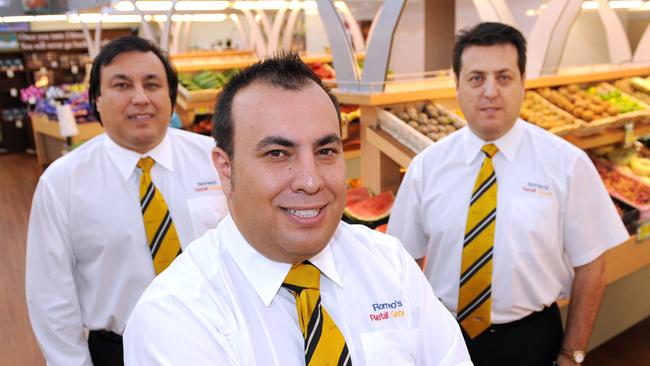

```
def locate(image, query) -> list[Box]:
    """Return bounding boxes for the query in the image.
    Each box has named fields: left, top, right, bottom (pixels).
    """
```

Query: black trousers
left=88, top=330, right=124, bottom=366
left=462, top=303, right=564, bottom=366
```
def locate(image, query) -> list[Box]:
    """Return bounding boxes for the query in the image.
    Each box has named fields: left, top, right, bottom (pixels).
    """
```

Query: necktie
left=282, top=261, right=352, bottom=366
left=138, top=157, right=181, bottom=275
left=457, top=143, right=498, bottom=339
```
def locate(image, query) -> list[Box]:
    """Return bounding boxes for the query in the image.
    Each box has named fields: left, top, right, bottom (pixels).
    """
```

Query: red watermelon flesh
left=375, top=223, right=388, bottom=233
left=344, top=191, right=395, bottom=222
left=346, top=186, right=372, bottom=207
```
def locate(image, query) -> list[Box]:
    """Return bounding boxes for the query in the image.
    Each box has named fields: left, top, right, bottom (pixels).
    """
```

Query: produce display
left=520, top=90, right=581, bottom=132
left=586, top=84, right=645, bottom=113
left=308, top=62, right=335, bottom=80
left=389, top=102, right=466, bottom=142
left=178, top=69, right=239, bottom=91
left=613, top=77, right=650, bottom=105
left=595, top=161, right=650, bottom=207
left=537, top=84, right=621, bottom=122
left=343, top=188, right=394, bottom=228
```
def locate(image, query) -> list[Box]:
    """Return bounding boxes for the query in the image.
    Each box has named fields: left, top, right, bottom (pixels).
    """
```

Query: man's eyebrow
left=108, top=74, right=130, bottom=82
left=315, top=133, right=341, bottom=147
left=256, top=136, right=295, bottom=150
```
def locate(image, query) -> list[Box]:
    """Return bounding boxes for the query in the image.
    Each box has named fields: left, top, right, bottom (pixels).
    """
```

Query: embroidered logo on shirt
left=194, top=180, right=222, bottom=193
left=369, top=300, right=405, bottom=322
left=522, top=182, right=552, bottom=197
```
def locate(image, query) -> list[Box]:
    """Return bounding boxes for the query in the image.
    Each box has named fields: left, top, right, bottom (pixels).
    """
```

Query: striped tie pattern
left=138, top=157, right=181, bottom=275
left=457, top=143, right=498, bottom=339
left=282, top=261, right=352, bottom=366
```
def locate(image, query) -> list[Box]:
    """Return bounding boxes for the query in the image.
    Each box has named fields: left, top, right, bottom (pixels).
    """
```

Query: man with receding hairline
left=124, top=53, right=472, bottom=365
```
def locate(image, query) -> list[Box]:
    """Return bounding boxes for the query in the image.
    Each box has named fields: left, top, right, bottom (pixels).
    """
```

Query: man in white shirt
left=123, top=53, right=472, bottom=365
left=25, top=36, right=228, bottom=366
left=388, top=22, right=628, bottom=366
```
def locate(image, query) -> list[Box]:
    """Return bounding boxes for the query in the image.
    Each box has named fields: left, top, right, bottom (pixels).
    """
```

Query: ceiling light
left=113, top=0, right=228, bottom=12
left=2, top=16, right=35, bottom=23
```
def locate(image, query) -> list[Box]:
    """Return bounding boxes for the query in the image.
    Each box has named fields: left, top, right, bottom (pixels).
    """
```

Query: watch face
left=573, top=351, right=585, bottom=363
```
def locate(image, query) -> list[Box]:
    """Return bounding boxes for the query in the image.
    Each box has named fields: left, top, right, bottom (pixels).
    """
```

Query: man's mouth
left=128, top=113, right=154, bottom=120
left=283, top=208, right=321, bottom=218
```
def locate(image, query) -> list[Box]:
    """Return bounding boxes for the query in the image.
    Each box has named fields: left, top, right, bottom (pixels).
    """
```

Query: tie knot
left=137, top=157, right=155, bottom=173
left=482, top=144, right=498, bottom=158
left=283, top=262, right=320, bottom=292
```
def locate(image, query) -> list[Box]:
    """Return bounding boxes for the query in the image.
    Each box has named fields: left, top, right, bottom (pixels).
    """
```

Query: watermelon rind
left=343, top=191, right=394, bottom=223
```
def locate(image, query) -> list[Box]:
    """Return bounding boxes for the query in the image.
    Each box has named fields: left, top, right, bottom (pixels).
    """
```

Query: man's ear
left=212, top=147, right=233, bottom=197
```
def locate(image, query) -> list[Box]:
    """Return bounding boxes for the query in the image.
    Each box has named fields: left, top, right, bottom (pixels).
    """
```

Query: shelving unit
left=0, top=49, right=30, bottom=153
left=174, top=52, right=365, bottom=128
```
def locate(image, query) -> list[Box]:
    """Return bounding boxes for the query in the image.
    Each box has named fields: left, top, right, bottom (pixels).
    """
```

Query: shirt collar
left=461, top=118, right=524, bottom=164
left=104, top=129, right=174, bottom=181
left=221, top=214, right=343, bottom=307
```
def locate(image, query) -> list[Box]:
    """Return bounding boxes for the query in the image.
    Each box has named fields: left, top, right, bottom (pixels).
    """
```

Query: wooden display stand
left=30, top=113, right=103, bottom=167
left=174, top=52, right=366, bottom=128
left=336, top=65, right=650, bottom=350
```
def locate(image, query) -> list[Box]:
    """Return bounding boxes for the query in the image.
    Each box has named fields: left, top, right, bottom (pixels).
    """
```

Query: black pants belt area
left=462, top=303, right=564, bottom=366
left=88, top=330, right=124, bottom=366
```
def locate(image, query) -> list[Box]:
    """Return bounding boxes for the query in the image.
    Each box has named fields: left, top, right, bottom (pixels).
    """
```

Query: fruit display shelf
left=376, top=101, right=466, bottom=155
left=593, top=157, right=650, bottom=221
left=535, top=82, right=650, bottom=136
left=521, top=90, right=584, bottom=135
left=613, top=76, right=650, bottom=105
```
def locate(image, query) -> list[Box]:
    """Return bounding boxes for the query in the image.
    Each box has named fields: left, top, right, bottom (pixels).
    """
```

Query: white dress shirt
left=25, top=128, right=229, bottom=366
left=124, top=215, right=472, bottom=366
left=388, top=119, right=628, bottom=324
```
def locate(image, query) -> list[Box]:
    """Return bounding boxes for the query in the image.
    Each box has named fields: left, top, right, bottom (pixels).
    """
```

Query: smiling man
left=25, top=36, right=228, bottom=366
left=123, top=53, right=471, bottom=366
left=388, top=22, right=627, bottom=366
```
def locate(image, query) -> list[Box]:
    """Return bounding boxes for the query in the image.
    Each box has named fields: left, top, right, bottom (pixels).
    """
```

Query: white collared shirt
left=388, top=119, right=628, bottom=324
left=123, top=215, right=472, bottom=366
left=25, top=128, right=229, bottom=366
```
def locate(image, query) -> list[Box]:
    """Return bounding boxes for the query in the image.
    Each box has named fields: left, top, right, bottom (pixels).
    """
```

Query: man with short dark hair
left=25, top=36, right=228, bottom=365
left=123, top=53, right=472, bottom=365
left=389, top=22, right=627, bottom=366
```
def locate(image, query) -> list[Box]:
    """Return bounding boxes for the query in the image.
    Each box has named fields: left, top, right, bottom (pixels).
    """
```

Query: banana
left=630, top=156, right=650, bottom=176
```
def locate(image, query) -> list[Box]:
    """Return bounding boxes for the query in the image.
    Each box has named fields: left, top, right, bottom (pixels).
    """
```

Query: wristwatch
left=561, top=348, right=586, bottom=364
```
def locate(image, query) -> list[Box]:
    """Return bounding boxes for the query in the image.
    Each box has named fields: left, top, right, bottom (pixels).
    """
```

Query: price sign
left=10, top=88, right=17, bottom=97
left=15, top=119, right=23, bottom=129
left=7, top=69, right=14, bottom=78
left=39, top=66, right=47, bottom=74
left=71, top=65, right=79, bottom=74
left=623, top=122, right=635, bottom=148
left=637, top=221, right=650, bottom=242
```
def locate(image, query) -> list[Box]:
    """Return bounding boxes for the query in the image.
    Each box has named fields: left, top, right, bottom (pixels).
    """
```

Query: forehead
left=231, top=81, right=339, bottom=142
left=100, top=51, right=166, bottom=79
left=460, top=43, right=519, bottom=73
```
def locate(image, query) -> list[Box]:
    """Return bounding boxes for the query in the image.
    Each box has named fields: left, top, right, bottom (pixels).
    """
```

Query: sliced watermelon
left=374, top=223, right=388, bottom=233
left=344, top=191, right=394, bottom=223
left=346, top=186, right=372, bottom=207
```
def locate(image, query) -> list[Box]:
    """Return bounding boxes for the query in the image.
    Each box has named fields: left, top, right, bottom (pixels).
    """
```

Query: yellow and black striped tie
left=283, top=261, right=352, bottom=366
left=138, top=157, right=181, bottom=275
left=457, top=143, right=498, bottom=339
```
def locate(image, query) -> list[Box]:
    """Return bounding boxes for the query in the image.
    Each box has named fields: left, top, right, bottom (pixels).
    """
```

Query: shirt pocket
left=508, top=196, right=560, bottom=254
left=186, top=195, right=228, bottom=238
left=360, top=329, right=419, bottom=365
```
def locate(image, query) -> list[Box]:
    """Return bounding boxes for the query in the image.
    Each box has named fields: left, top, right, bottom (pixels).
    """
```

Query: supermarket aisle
left=0, top=153, right=648, bottom=365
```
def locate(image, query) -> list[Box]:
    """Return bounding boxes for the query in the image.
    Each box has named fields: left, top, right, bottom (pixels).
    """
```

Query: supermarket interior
left=1, top=0, right=650, bottom=365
